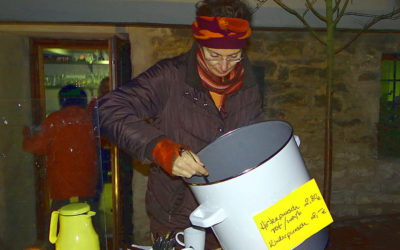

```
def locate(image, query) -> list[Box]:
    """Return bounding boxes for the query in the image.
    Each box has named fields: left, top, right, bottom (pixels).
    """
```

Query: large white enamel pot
left=186, top=121, right=328, bottom=250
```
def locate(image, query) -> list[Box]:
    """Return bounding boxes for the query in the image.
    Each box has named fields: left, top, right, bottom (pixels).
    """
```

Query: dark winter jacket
left=98, top=44, right=263, bottom=232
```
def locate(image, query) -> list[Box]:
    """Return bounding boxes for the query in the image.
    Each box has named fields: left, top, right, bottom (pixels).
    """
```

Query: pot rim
left=184, top=120, right=294, bottom=186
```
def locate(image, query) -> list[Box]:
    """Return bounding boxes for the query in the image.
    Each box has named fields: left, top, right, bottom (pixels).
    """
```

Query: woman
left=98, top=0, right=263, bottom=248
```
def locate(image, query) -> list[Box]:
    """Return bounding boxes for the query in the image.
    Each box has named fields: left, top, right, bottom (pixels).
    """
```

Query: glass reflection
left=1, top=43, right=132, bottom=249
left=18, top=49, right=114, bottom=249
left=22, top=85, right=108, bottom=249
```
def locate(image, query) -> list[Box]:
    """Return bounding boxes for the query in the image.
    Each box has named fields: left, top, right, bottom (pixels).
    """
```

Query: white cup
left=175, top=226, right=206, bottom=250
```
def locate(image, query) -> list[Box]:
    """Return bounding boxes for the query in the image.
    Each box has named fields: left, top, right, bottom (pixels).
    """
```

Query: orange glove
left=152, top=138, right=182, bottom=176
left=152, top=138, right=208, bottom=178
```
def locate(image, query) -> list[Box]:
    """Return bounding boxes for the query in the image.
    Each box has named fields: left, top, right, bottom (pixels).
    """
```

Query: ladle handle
left=49, top=211, right=59, bottom=243
left=179, top=147, right=210, bottom=183
left=188, top=151, right=210, bottom=183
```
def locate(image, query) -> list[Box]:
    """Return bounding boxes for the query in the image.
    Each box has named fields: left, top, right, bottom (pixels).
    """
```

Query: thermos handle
left=189, top=203, right=227, bottom=228
left=49, top=211, right=59, bottom=244
left=87, top=211, right=96, bottom=217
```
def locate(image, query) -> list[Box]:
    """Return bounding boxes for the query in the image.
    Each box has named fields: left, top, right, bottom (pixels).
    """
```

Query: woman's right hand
left=172, top=150, right=208, bottom=178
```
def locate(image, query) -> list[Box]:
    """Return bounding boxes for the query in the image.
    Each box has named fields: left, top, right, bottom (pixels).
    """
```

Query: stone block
left=352, top=182, right=381, bottom=193
left=358, top=71, right=380, bottom=81
left=278, top=66, right=289, bottom=81
left=358, top=206, right=383, bottom=217
left=380, top=180, right=400, bottom=193
left=265, top=79, right=292, bottom=92
left=333, top=82, right=349, bottom=93
left=290, top=66, right=325, bottom=80
left=355, top=192, right=375, bottom=205
left=252, top=60, right=277, bottom=76
left=314, top=94, right=342, bottom=112
left=331, top=190, right=355, bottom=205
left=331, top=204, right=359, bottom=218
left=269, top=41, right=303, bottom=58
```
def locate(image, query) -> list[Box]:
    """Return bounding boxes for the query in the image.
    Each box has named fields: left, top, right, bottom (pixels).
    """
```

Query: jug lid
left=59, top=202, right=90, bottom=216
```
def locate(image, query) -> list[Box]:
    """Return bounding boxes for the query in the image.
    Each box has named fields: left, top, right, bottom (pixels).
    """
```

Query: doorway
left=29, top=37, right=132, bottom=249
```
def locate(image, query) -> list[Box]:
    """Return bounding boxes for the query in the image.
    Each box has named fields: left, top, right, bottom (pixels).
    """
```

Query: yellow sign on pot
left=253, top=179, right=333, bottom=250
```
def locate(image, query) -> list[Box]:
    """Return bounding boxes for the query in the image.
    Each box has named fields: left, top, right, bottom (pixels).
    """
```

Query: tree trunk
left=323, top=0, right=335, bottom=209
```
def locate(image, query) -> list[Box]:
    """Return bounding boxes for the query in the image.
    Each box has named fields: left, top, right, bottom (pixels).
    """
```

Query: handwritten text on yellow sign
left=253, top=179, right=333, bottom=249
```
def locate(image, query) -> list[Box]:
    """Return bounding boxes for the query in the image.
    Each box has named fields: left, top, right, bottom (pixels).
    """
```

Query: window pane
left=379, top=55, right=400, bottom=157
left=381, top=60, right=394, bottom=80
left=381, top=80, right=392, bottom=102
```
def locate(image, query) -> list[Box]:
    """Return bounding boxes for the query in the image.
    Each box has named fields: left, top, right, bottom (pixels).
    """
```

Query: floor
left=326, top=213, right=400, bottom=249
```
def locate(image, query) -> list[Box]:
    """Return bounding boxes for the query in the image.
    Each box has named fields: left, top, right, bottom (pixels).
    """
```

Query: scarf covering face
left=197, top=49, right=244, bottom=111
left=192, top=16, right=251, bottom=49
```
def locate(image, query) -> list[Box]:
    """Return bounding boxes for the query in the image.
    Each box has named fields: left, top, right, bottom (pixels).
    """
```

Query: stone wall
left=249, top=31, right=400, bottom=218
left=0, top=33, right=37, bottom=249
left=127, top=27, right=400, bottom=243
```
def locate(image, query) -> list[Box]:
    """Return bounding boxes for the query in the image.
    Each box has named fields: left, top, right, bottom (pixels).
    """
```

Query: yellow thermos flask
left=49, top=202, right=100, bottom=250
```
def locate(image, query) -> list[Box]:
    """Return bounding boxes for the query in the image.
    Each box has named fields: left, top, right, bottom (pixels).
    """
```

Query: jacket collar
left=184, top=43, right=258, bottom=92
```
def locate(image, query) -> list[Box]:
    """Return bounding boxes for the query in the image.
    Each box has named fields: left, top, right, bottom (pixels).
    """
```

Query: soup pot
left=186, top=121, right=328, bottom=250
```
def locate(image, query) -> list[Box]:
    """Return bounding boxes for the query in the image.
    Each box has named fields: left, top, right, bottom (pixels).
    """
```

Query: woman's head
left=195, top=0, right=252, bottom=21
left=193, top=0, right=252, bottom=49
left=193, top=1, right=251, bottom=76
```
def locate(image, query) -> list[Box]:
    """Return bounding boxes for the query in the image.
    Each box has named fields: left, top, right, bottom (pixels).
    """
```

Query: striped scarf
left=196, top=49, right=244, bottom=111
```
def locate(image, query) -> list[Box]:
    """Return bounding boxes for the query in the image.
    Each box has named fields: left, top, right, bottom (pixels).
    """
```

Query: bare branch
left=334, top=0, right=351, bottom=24
left=336, top=8, right=400, bottom=54
left=305, top=0, right=327, bottom=22
left=344, top=10, right=400, bottom=20
left=251, top=0, right=270, bottom=15
left=272, top=0, right=326, bottom=46
left=302, top=7, right=310, bottom=18
left=333, top=0, right=342, bottom=13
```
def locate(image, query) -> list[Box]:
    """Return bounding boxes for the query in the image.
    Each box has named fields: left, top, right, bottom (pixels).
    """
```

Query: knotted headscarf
left=192, top=16, right=251, bottom=49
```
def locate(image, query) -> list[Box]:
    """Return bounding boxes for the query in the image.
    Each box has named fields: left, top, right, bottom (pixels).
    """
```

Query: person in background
left=98, top=0, right=262, bottom=248
left=89, top=77, right=113, bottom=183
left=23, top=84, right=100, bottom=249
left=23, top=84, right=98, bottom=211
left=88, top=76, right=111, bottom=116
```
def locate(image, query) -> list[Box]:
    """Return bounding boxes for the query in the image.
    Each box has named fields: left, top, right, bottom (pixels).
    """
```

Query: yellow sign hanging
left=253, top=179, right=333, bottom=250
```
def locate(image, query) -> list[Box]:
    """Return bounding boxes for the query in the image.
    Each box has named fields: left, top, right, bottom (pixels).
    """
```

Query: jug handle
left=49, top=211, right=59, bottom=243
left=189, top=203, right=227, bottom=228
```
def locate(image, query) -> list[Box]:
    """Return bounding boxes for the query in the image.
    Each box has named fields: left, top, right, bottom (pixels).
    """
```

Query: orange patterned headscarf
left=192, top=16, right=251, bottom=49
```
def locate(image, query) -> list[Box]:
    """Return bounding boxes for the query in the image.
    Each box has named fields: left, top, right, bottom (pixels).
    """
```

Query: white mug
left=175, top=226, right=205, bottom=250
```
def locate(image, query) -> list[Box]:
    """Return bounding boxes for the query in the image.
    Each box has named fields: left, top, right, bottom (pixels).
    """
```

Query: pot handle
left=49, top=211, right=59, bottom=244
left=189, top=203, right=227, bottom=228
left=294, top=135, right=301, bottom=146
